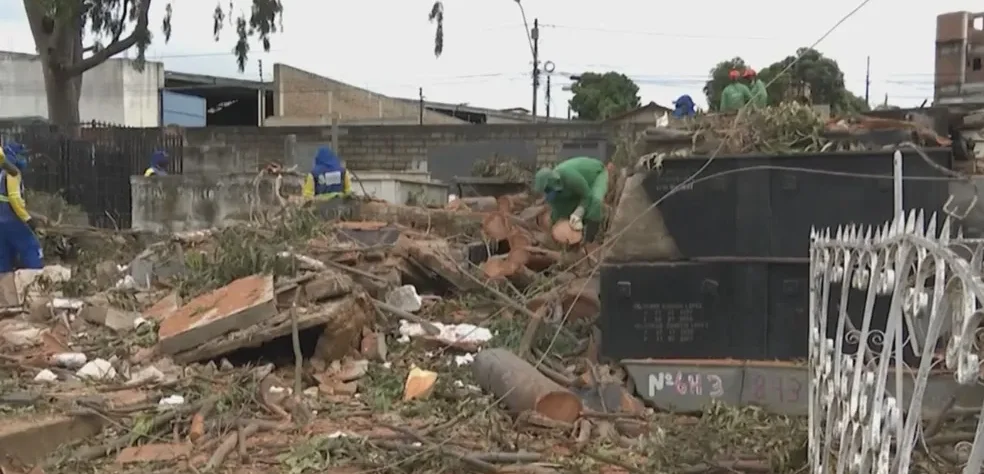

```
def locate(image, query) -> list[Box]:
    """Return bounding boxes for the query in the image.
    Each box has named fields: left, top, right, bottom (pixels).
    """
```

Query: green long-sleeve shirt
left=748, top=79, right=768, bottom=107
left=720, top=82, right=752, bottom=112
left=535, top=156, right=609, bottom=224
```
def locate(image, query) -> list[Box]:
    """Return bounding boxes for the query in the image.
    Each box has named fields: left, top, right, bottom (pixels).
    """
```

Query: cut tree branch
left=63, top=0, right=151, bottom=77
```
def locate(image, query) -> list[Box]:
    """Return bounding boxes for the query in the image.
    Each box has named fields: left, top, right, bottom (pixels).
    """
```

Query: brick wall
left=182, top=122, right=616, bottom=175
left=273, top=64, right=463, bottom=125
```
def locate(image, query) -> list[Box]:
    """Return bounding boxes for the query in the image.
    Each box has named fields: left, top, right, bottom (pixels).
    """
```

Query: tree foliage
left=568, top=72, right=641, bottom=121
left=25, top=0, right=284, bottom=129
left=703, top=48, right=869, bottom=114
left=702, top=57, right=747, bottom=113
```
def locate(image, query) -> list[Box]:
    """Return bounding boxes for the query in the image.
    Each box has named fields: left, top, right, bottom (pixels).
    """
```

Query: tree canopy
left=703, top=48, right=868, bottom=114
left=568, top=72, right=641, bottom=121
left=26, top=0, right=284, bottom=130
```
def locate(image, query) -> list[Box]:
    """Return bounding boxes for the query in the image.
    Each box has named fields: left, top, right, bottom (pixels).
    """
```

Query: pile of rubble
left=0, top=194, right=807, bottom=474
left=635, top=102, right=954, bottom=160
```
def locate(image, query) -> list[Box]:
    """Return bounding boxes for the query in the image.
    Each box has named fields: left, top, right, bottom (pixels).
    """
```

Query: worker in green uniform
left=719, top=69, right=752, bottom=112
left=744, top=68, right=768, bottom=107
left=533, top=156, right=608, bottom=243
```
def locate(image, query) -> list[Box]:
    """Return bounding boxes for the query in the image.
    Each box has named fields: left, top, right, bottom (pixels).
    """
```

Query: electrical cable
left=347, top=2, right=882, bottom=472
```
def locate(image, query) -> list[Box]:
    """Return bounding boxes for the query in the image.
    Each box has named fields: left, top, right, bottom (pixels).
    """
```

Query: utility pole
left=864, top=56, right=871, bottom=107
left=258, top=60, right=265, bottom=126
left=418, top=87, right=424, bottom=125
left=531, top=18, right=540, bottom=120
left=545, top=75, right=551, bottom=120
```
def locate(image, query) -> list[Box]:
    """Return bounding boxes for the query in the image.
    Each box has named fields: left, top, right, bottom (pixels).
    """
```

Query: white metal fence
left=809, top=210, right=984, bottom=473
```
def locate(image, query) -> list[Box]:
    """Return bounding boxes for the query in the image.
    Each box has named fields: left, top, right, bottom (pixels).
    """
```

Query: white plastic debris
left=385, top=285, right=423, bottom=313
left=76, top=358, right=117, bottom=380
left=51, top=352, right=87, bottom=369
left=34, top=369, right=58, bottom=382
left=158, top=395, right=185, bottom=408
left=398, top=320, right=493, bottom=346
left=454, top=354, right=474, bottom=366
left=133, top=316, right=150, bottom=329
left=49, top=298, right=84, bottom=310
left=114, top=275, right=137, bottom=290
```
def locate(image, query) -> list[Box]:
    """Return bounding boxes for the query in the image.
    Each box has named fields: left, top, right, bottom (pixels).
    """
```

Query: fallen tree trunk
left=472, top=348, right=582, bottom=423
left=482, top=255, right=536, bottom=289
left=353, top=200, right=483, bottom=237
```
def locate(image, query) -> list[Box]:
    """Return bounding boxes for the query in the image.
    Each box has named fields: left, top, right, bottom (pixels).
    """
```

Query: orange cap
left=743, top=68, right=756, bottom=77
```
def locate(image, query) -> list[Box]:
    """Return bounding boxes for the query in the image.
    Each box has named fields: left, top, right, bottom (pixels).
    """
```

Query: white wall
left=0, top=51, right=162, bottom=127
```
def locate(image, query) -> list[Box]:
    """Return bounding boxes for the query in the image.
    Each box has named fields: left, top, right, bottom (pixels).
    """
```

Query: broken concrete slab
left=157, top=275, right=277, bottom=356
left=171, top=292, right=370, bottom=365
left=0, top=414, right=103, bottom=465
left=0, top=266, right=72, bottom=306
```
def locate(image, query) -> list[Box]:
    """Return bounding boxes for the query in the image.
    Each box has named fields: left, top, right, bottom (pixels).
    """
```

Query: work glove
left=569, top=206, right=585, bottom=231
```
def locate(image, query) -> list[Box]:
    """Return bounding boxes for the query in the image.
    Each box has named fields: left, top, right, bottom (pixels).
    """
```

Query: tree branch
left=63, top=0, right=151, bottom=77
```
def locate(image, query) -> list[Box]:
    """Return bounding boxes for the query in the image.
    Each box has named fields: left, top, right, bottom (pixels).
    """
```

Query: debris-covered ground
left=0, top=192, right=809, bottom=474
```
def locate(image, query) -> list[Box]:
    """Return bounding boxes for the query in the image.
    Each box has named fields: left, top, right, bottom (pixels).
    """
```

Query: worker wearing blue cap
left=0, top=142, right=43, bottom=272
left=144, top=151, right=169, bottom=176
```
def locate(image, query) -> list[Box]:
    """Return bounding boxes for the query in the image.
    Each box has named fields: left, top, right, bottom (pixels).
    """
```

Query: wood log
left=482, top=212, right=512, bottom=241
left=482, top=255, right=535, bottom=289
left=560, top=277, right=601, bottom=322
left=551, top=220, right=582, bottom=245
left=472, top=348, right=582, bottom=423
left=396, top=236, right=477, bottom=291
left=353, top=201, right=483, bottom=238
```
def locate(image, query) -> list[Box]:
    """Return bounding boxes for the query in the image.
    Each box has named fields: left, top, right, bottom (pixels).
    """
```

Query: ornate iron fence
left=808, top=210, right=984, bottom=473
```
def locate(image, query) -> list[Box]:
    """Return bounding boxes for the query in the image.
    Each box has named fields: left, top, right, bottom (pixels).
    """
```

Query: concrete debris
left=0, top=185, right=661, bottom=474
left=157, top=274, right=277, bottom=356
left=79, top=305, right=145, bottom=332
left=76, top=359, right=116, bottom=380
left=384, top=284, right=422, bottom=312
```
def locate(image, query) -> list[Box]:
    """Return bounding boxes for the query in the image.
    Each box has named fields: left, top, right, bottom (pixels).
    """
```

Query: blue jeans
left=0, top=220, right=42, bottom=272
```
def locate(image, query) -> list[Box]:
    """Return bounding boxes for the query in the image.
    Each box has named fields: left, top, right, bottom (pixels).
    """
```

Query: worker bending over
left=302, top=146, right=352, bottom=200
left=144, top=151, right=169, bottom=176
left=719, top=70, right=752, bottom=112
left=533, top=156, right=608, bottom=243
left=744, top=68, right=768, bottom=107
left=0, top=142, right=43, bottom=272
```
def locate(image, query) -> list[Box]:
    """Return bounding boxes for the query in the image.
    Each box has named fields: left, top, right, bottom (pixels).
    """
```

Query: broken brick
left=157, top=275, right=276, bottom=356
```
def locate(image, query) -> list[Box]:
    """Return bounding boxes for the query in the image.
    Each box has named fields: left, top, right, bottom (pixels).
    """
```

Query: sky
left=0, top=0, right=980, bottom=115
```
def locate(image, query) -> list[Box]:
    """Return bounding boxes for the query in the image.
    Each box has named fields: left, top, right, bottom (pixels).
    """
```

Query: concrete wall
left=272, top=64, right=464, bottom=125
left=0, top=51, right=162, bottom=127
left=182, top=123, right=616, bottom=181
left=131, top=173, right=302, bottom=232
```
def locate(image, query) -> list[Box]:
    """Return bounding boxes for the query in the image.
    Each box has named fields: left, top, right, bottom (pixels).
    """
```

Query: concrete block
left=0, top=414, right=103, bottom=465
left=623, top=359, right=744, bottom=412
left=739, top=363, right=808, bottom=415
left=157, top=274, right=276, bottom=355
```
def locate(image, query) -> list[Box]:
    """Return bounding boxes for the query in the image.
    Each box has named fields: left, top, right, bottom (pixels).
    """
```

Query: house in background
left=603, top=101, right=673, bottom=125
left=0, top=51, right=163, bottom=127
left=935, top=10, right=984, bottom=106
